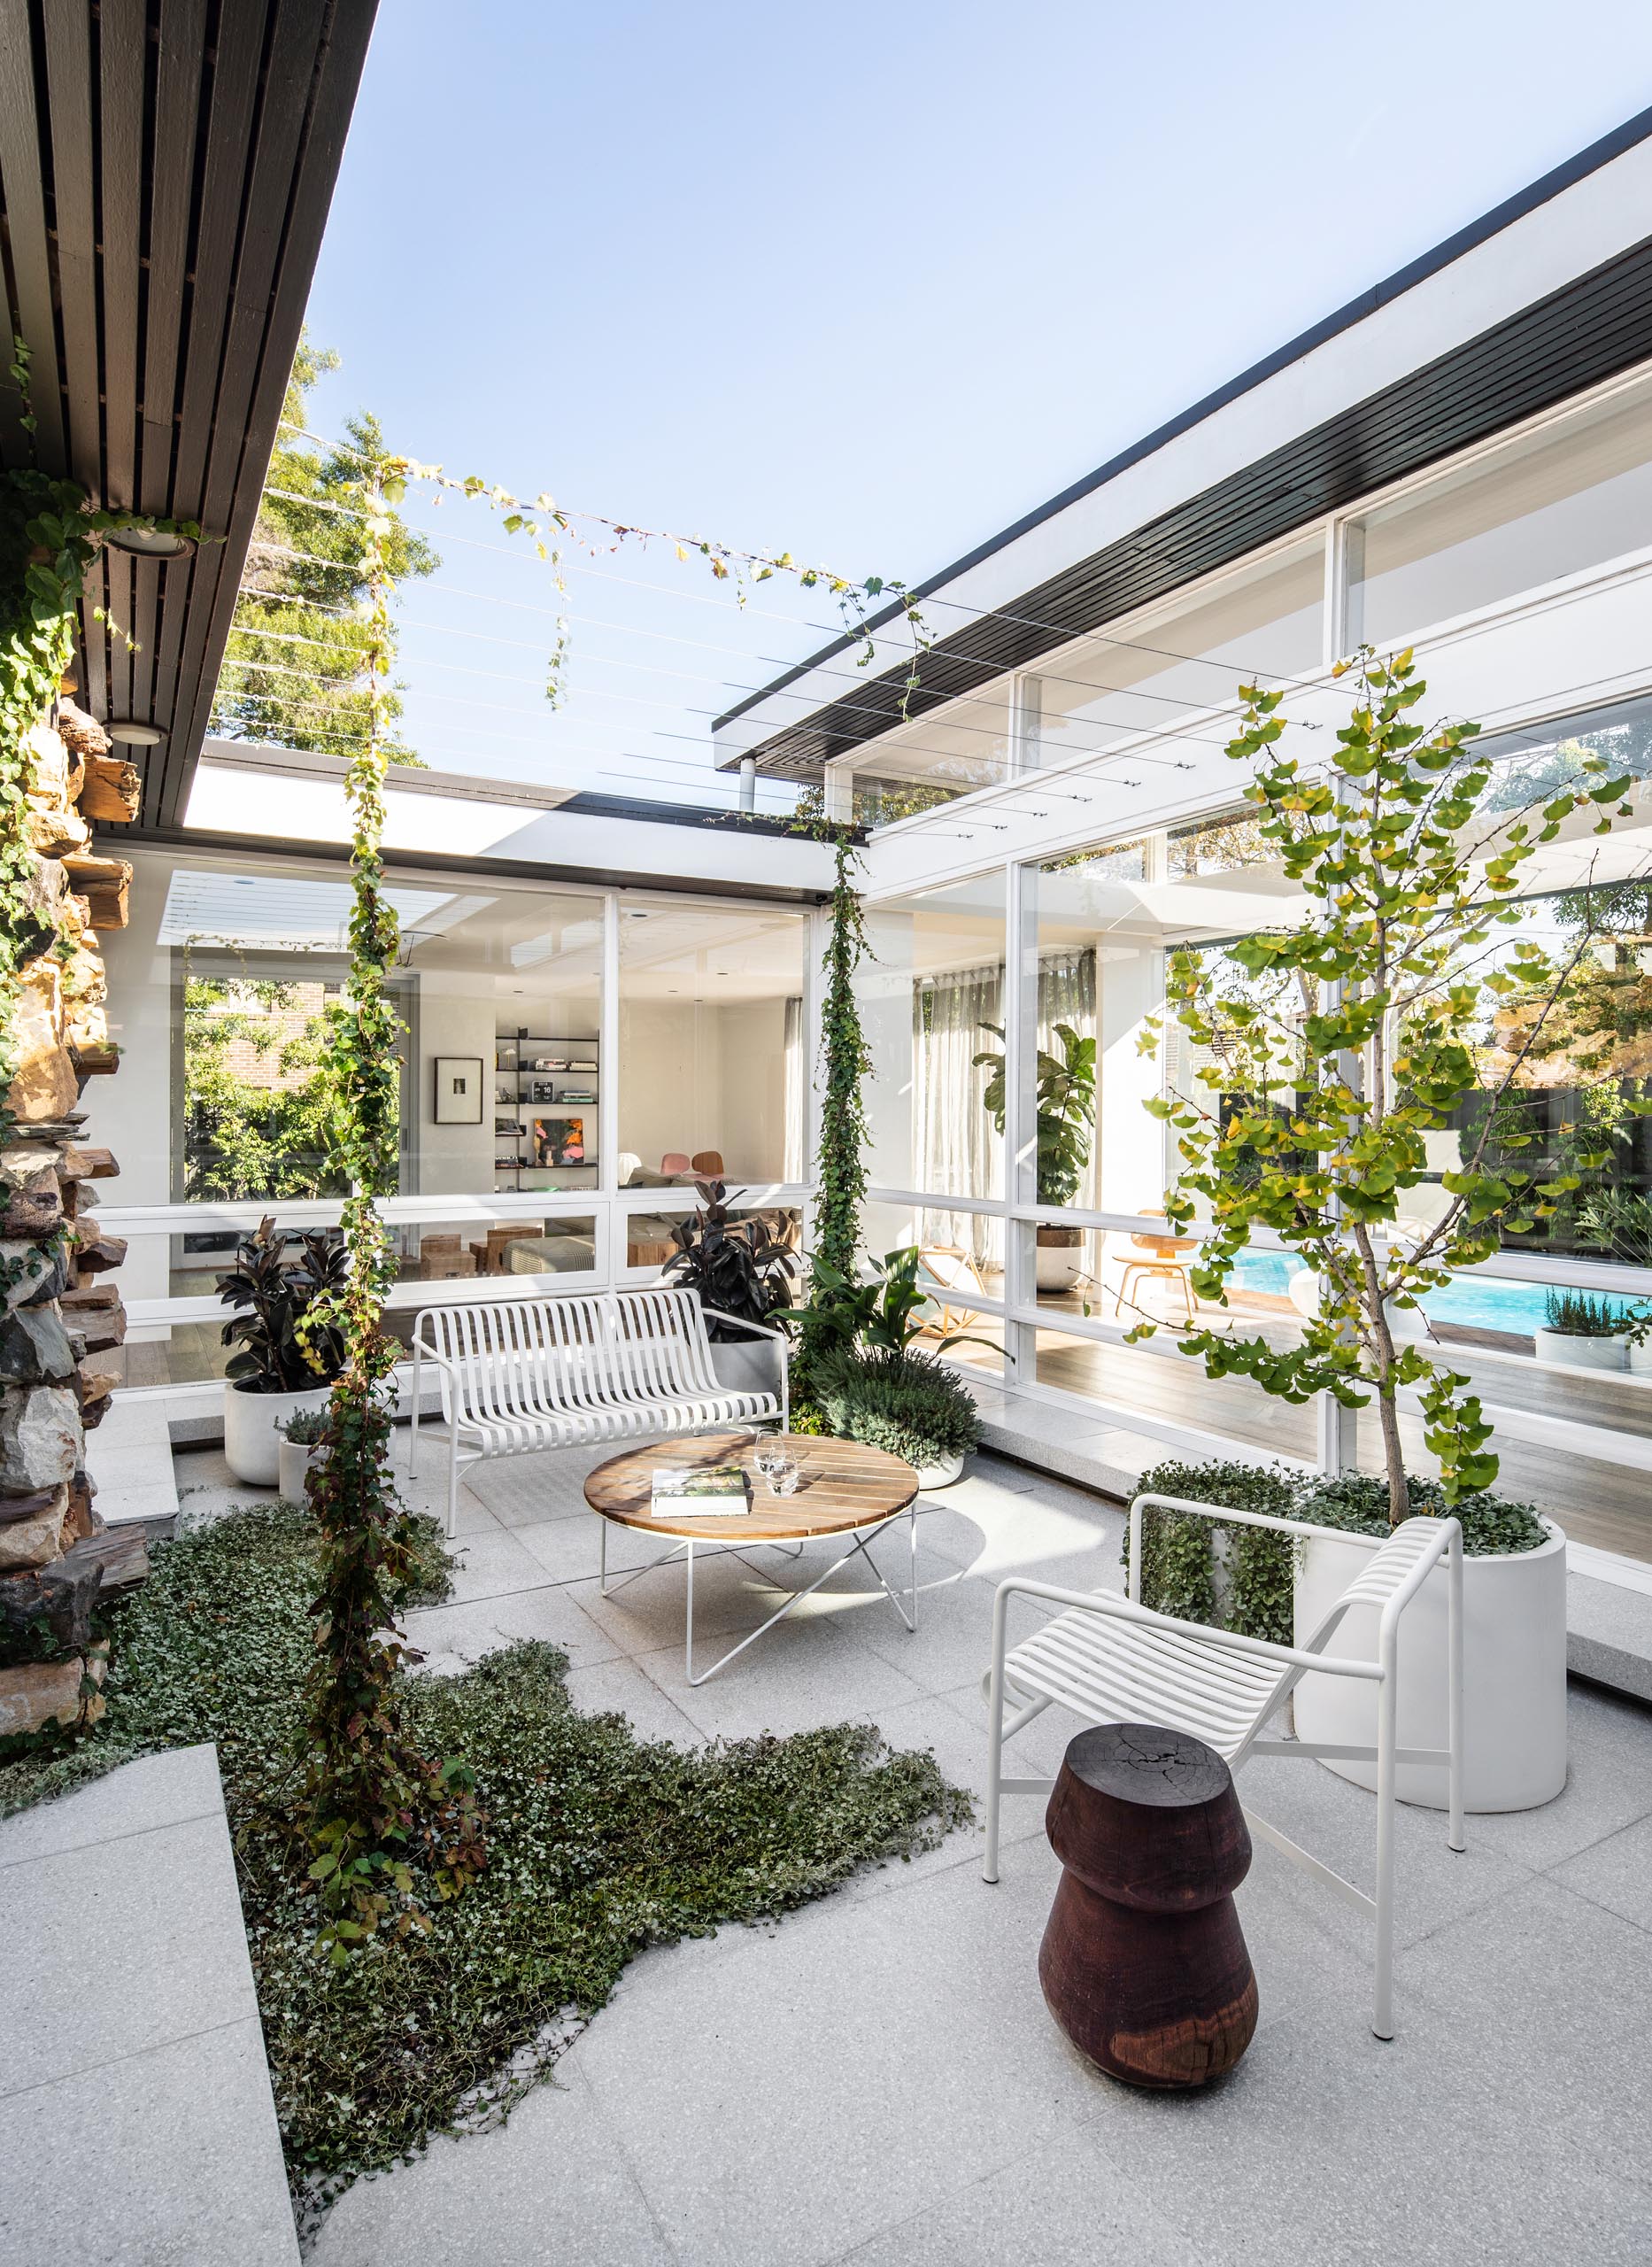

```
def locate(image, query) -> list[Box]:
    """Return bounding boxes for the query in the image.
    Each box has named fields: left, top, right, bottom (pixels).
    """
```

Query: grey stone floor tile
left=1398, top=1872, right=1652, bottom=2071
left=0, top=2016, right=298, bottom=2266
left=308, top=2062, right=670, bottom=2267
left=1551, top=1808, right=1652, bottom=1930
left=404, top=1582, right=621, bottom=1677
left=565, top=1549, right=824, bottom=1656
left=1466, top=1682, right=1652, bottom=1869
left=449, top=1442, right=618, bottom=1526
left=0, top=1742, right=220, bottom=1871
left=0, top=1813, right=259, bottom=2095
left=570, top=1852, right=1101, bottom=2267
left=633, top=1616, right=930, bottom=1739
left=830, top=2124, right=1193, bottom=2267
left=849, top=1561, right=1006, bottom=1695
left=1074, top=2008, right=1652, bottom=2267
left=562, top=1655, right=706, bottom=1750
left=443, top=1523, right=565, bottom=1604
left=1236, top=1747, right=1537, bottom=1949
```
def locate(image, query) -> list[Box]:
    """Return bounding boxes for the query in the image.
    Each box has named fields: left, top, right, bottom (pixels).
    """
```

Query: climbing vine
left=793, top=828, right=873, bottom=1386
left=301, top=460, right=482, bottom=1954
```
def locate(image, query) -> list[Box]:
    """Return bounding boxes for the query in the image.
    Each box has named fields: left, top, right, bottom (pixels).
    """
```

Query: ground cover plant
left=0, top=1503, right=969, bottom=2222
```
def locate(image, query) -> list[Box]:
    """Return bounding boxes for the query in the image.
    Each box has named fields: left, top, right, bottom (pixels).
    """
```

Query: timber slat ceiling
left=0, top=0, right=376, bottom=827
left=731, top=229, right=1652, bottom=779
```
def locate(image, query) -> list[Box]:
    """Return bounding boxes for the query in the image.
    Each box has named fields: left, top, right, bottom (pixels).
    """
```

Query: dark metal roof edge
left=714, top=101, right=1652, bottom=741
left=102, top=824, right=831, bottom=907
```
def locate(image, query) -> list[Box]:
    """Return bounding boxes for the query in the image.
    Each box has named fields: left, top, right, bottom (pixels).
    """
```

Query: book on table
left=650, top=1464, right=750, bottom=1516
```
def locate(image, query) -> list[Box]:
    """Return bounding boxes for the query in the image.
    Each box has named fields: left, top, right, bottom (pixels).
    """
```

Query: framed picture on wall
left=531, top=1115, right=586, bottom=1166
left=433, top=1056, right=484, bottom=1125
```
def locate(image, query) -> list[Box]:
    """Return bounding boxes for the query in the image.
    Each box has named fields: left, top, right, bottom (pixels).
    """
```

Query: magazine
left=650, top=1463, right=750, bottom=1516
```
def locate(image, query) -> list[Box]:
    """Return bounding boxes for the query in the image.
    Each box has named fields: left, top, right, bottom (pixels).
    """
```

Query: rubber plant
left=1138, top=647, right=1640, bottom=1525
left=299, top=460, right=483, bottom=1957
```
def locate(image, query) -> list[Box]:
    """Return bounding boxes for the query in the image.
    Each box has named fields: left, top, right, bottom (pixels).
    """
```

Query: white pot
left=1036, top=1234, right=1084, bottom=1293
left=1532, top=1328, right=1628, bottom=1373
left=223, top=1381, right=331, bottom=1486
left=1630, top=1340, right=1652, bottom=1376
left=708, top=1336, right=784, bottom=1402
left=1293, top=1519, right=1568, bottom=1813
left=277, top=1436, right=320, bottom=1501
left=915, top=1451, right=968, bottom=1489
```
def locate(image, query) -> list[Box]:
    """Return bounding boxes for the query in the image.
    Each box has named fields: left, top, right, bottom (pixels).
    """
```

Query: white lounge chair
left=983, top=1492, right=1464, bottom=2040
left=410, top=1288, right=786, bottom=1534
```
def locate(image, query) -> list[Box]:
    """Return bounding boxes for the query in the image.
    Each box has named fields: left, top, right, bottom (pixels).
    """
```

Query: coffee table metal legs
left=598, top=1505, right=920, bottom=1685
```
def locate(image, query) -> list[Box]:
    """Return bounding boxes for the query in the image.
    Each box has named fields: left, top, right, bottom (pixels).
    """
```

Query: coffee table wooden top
left=583, top=1430, right=918, bottom=1542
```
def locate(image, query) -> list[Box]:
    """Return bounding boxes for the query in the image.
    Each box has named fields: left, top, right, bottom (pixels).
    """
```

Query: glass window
left=617, top=901, right=807, bottom=1188
left=1347, top=367, right=1652, bottom=645
left=620, top=1199, right=801, bottom=1274
left=92, top=848, right=603, bottom=1206
left=859, top=874, right=1007, bottom=1203
left=1031, top=538, right=1325, bottom=765
left=845, top=684, right=1013, bottom=822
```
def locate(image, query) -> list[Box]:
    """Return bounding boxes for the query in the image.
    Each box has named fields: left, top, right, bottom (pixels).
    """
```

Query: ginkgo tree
left=1137, top=647, right=1642, bottom=1527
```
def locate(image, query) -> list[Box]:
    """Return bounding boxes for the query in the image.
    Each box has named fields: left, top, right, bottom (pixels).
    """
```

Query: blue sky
left=298, top=2, right=1652, bottom=808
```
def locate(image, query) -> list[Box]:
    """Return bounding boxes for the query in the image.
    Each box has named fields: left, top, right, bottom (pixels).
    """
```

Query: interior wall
left=619, top=1001, right=724, bottom=1175
left=413, top=980, right=496, bottom=1196
left=716, top=997, right=790, bottom=1183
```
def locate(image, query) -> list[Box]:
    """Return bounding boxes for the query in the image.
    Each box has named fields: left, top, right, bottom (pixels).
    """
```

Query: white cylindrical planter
left=915, top=1451, right=968, bottom=1489
left=223, top=1381, right=331, bottom=1486
left=1293, top=1519, right=1567, bottom=1813
left=1629, top=1340, right=1652, bottom=1376
left=1532, top=1330, right=1628, bottom=1373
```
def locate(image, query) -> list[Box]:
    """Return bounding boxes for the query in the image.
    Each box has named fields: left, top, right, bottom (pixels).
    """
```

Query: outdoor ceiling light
left=103, top=525, right=196, bottom=559
left=105, top=720, right=165, bottom=747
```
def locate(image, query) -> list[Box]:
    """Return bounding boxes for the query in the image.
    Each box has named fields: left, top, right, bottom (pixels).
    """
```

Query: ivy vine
left=795, top=828, right=872, bottom=1387
left=300, top=460, right=483, bottom=1955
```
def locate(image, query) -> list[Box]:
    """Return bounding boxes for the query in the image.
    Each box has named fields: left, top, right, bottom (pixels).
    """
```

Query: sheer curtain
left=783, top=995, right=805, bottom=1181
left=913, top=962, right=1002, bottom=1267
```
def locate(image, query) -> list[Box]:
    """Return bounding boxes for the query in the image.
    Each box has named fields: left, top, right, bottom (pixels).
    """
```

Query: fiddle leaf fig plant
left=1139, top=647, right=1640, bottom=1526
left=976, top=1020, right=1096, bottom=1206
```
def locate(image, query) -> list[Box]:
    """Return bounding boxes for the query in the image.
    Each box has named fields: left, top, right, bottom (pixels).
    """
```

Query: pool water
left=1225, top=1250, right=1638, bottom=1335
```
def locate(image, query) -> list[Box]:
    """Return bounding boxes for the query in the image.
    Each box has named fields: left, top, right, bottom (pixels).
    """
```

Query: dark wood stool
left=1039, top=1722, right=1257, bottom=2089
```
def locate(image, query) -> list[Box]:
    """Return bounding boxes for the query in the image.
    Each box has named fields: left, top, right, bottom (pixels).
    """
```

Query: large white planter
left=708, top=1336, right=784, bottom=1403
left=1532, top=1328, right=1628, bottom=1373
left=915, top=1450, right=968, bottom=1489
left=223, top=1381, right=331, bottom=1486
left=1630, top=1339, right=1652, bottom=1376
left=1293, top=1518, right=1568, bottom=1813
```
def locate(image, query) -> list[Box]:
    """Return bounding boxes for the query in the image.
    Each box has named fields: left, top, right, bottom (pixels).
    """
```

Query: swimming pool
left=1225, top=1249, right=1639, bottom=1335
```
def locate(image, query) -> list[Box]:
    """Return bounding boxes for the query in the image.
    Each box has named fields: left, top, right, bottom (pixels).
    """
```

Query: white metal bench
left=409, top=1288, right=787, bottom=1533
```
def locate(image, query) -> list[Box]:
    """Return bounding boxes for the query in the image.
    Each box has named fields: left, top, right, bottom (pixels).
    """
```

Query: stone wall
left=0, top=686, right=144, bottom=1738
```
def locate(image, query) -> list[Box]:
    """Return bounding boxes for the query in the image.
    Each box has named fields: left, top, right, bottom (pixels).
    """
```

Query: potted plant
left=1127, top=1457, right=1565, bottom=1814
left=277, top=1405, right=328, bottom=1500
left=660, top=1180, right=797, bottom=1399
left=217, top=1219, right=348, bottom=1483
left=1533, top=1288, right=1631, bottom=1372
left=812, top=1344, right=981, bottom=1488
left=1137, top=650, right=1638, bottom=1811
left=1623, top=1304, right=1652, bottom=1377
left=976, top=1021, right=1096, bottom=1289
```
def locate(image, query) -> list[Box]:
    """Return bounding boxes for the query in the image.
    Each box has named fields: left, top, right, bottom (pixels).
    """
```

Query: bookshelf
left=493, top=1027, right=600, bottom=1193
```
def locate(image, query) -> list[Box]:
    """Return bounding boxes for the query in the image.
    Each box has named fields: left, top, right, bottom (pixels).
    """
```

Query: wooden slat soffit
left=0, top=0, right=377, bottom=827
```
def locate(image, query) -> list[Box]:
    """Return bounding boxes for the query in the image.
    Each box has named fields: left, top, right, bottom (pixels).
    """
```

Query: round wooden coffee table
left=584, top=1429, right=920, bottom=1684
